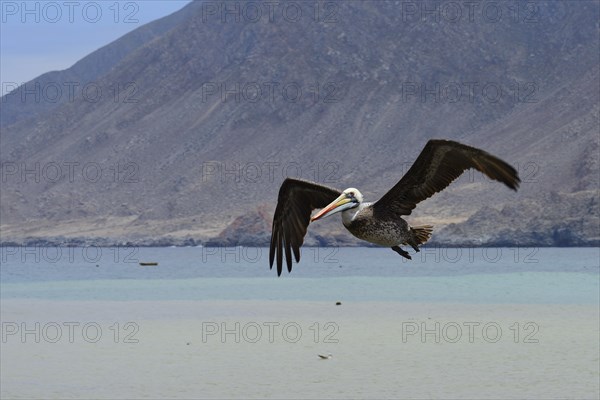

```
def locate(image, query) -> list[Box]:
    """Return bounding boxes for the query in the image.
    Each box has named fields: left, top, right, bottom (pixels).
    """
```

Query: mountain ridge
left=1, top=1, right=598, bottom=246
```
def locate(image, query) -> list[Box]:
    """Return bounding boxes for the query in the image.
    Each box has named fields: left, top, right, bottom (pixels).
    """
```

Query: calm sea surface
left=1, top=247, right=598, bottom=304
left=2, top=247, right=599, bottom=399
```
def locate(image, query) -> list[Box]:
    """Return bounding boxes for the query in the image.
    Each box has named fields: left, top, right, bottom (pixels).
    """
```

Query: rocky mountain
left=1, top=0, right=598, bottom=246
left=0, top=2, right=197, bottom=127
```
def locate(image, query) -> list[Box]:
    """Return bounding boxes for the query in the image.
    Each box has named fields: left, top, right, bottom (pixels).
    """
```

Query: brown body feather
left=269, top=140, right=520, bottom=275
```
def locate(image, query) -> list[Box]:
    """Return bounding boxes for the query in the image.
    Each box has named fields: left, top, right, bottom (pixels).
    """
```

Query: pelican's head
left=310, top=188, right=363, bottom=222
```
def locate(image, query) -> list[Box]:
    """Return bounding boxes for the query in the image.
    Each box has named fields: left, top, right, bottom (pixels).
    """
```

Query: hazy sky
left=1, top=1, right=191, bottom=95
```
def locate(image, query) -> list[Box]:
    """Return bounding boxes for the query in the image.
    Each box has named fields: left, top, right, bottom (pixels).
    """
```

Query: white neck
left=341, top=202, right=370, bottom=226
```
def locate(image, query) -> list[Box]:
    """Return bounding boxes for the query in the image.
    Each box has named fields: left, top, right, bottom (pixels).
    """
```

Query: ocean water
left=1, top=247, right=599, bottom=399
left=1, top=247, right=598, bottom=304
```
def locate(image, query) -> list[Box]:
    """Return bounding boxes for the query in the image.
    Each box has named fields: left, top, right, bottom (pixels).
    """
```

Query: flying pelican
left=269, top=139, right=520, bottom=275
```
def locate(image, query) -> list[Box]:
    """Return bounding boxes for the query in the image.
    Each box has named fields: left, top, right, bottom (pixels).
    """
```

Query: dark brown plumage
left=269, top=139, right=520, bottom=275
left=269, top=179, right=341, bottom=276
left=373, top=139, right=520, bottom=216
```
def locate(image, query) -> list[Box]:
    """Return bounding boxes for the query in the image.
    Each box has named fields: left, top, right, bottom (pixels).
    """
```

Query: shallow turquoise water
left=1, top=247, right=599, bottom=400
left=1, top=247, right=598, bottom=304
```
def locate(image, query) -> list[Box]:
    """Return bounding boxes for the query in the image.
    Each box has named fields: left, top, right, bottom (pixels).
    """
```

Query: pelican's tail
left=407, top=225, right=433, bottom=251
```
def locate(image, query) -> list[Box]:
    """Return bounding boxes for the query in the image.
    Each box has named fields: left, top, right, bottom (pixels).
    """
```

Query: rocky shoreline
left=2, top=234, right=597, bottom=249
left=3, top=191, right=597, bottom=248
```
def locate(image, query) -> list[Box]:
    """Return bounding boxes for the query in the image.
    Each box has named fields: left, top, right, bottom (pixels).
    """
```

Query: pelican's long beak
left=311, top=193, right=356, bottom=222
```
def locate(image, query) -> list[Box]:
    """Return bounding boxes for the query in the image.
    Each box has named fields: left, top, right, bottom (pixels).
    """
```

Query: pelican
left=318, top=353, right=333, bottom=360
left=269, top=139, right=520, bottom=275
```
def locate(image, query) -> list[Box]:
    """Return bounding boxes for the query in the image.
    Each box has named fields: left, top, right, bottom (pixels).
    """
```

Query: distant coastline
left=1, top=236, right=597, bottom=248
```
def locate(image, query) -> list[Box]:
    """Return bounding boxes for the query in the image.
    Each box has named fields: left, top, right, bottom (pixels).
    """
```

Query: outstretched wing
left=270, top=178, right=342, bottom=276
left=373, top=139, right=520, bottom=216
